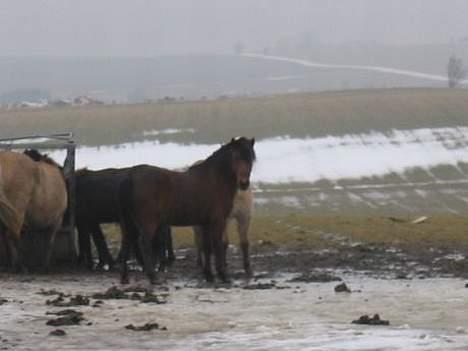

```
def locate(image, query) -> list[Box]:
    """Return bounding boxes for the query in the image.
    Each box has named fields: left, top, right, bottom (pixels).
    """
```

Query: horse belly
left=166, top=209, right=207, bottom=227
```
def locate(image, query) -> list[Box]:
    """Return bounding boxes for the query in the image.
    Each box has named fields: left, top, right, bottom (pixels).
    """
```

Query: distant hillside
left=0, top=45, right=459, bottom=103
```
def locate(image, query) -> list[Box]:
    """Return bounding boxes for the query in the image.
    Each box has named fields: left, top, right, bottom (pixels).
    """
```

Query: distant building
left=73, top=96, right=104, bottom=106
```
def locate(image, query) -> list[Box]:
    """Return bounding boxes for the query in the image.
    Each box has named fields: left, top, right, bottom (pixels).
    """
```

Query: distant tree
left=447, top=55, right=466, bottom=88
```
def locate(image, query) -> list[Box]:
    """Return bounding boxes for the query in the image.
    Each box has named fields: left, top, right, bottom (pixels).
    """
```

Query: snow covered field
left=33, top=126, right=468, bottom=214
left=45, top=126, right=468, bottom=184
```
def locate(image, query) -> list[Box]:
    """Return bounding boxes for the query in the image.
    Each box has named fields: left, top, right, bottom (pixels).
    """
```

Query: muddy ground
left=1, top=216, right=468, bottom=350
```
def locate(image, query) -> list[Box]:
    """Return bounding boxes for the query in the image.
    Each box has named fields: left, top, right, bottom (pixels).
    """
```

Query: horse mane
left=190, top=137, right=256, bottom=173
left=75, top=168, right=89, bottom=176
left=23, top=149, right=60, bottom=167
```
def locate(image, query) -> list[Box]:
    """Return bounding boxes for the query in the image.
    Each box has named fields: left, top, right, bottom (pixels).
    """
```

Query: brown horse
left=0, top=149, right=67, bottom=271
left=194, top=188, right=254, bottom=276
left=119, top=137, right=256, bottom=284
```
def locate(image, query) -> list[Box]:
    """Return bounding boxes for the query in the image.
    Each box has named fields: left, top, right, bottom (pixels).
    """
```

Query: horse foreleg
left=201, top=225, right=214, bottom=282
left=237, top=214, right=252, bottom=277
left=213, top=222, right=230, bottom=283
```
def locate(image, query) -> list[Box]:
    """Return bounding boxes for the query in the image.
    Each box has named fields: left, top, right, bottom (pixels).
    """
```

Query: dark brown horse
left=119, top=137, right=256, bottom=284
left=75, top=168, right=130, bottom=269
left=75, top=167, right=174, bottom=270
left=0, top=149, right=67, bottom=271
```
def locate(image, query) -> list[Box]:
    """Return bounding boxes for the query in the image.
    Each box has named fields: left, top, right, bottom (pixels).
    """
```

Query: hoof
left=245, top=268, right=253, bottom=279
left=219, top=272, right=231, bottom=284
left=204, top=272, right=215, bottom=283
left=96, top=262, right=112, bottom=272
left=148, top=274, right=158, bottom=285
left=15, top=263, right=28, bottom=274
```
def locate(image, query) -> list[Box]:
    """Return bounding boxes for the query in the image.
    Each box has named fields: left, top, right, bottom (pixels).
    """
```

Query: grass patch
left=100, top=214, right=468, bottom=254
left=1, top=88, right=468, bottom=147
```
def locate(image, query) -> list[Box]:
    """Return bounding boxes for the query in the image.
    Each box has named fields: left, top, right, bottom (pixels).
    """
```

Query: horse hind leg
left=6, top=234, right=23, bottom=273
left=201, top=225, right=214, bottom=282
left=92, top=224, right=115, bottom=270
left=193, top=226, right=204, bottom=268
left=42, top=219, right=67, bottom=273
left=165, top=226, right=175, bottom=265
left=1, top=224, right=22, bottom=273
left=222, top=226, right=229, bottom=269
left=5, top=218, right=26, bottom=274
left=155, top=225, right=173, bottom=273
left=0, top=205, right=24, bottom=273
left=119, top=227, right=132, bottom=284
left=77, top=223, right=93, bottom=270
left=134, top=218, right=159, bottom=284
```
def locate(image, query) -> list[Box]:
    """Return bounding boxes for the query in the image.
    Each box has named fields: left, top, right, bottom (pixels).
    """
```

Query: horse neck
left=189, top=161, right=238, bottom=195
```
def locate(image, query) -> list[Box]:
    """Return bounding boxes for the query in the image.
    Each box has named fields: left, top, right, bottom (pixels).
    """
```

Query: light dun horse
left=119, top=137, right=256, bottom=284
left=0, top=149, right=67, bottom=271
left=194, top=188, right=253, bottom=276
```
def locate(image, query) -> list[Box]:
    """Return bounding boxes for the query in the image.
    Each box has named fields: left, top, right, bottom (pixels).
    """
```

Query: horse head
left=227, top=137, right=256, bottom=190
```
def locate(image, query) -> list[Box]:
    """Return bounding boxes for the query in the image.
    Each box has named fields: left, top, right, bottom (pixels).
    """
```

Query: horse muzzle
left=239, top=180, right=250, bottom=190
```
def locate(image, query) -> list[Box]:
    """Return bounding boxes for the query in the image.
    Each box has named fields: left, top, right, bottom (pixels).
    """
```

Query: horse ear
left=231, top=137, right=235, bottom=143
left=251, top=138, right=255, bottom=146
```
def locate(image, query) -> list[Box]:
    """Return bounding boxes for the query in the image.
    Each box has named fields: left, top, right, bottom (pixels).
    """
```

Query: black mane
left=24, top=149, right=60, bottom=167
left=193, top=137, right=256, bottom=170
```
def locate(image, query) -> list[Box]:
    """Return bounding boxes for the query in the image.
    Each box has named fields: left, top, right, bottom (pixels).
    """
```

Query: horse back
left=128, top=164, right=235, bottom=226
left=76, top=167, right=131, bottom=223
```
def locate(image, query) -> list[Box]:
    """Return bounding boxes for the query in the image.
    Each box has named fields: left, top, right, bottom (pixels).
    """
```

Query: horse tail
left=0, top=191, right=21, bottom=239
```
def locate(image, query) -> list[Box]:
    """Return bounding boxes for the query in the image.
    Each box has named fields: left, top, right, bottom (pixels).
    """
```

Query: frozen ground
left=0, top=273, right=467, bottom=351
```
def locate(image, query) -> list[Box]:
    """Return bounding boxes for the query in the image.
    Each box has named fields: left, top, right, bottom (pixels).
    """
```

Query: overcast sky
left=0, top=0, right=467, bottom=56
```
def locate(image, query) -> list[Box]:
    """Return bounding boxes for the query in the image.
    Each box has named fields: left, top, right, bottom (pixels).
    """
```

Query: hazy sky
left=0, top=0, right=467, bottom=56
